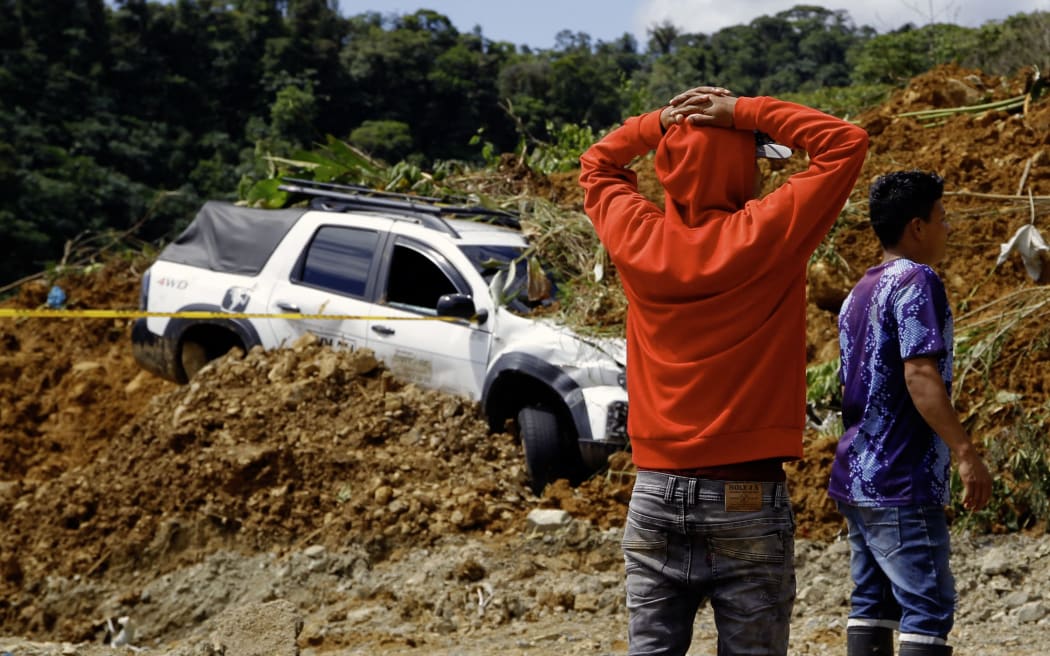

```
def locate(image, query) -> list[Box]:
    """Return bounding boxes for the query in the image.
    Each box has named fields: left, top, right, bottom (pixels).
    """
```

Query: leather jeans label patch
left=724, top=482, right=763, bottom=512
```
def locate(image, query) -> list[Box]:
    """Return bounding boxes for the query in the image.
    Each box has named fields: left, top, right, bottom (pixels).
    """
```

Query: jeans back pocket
left=708, top=531, right=787, bottom=565
left=860, top=506, right=902, bottom=557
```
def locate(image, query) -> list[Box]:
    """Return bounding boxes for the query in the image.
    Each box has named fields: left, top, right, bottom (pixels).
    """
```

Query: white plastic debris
left=997, top=223, right=1048, bottom=281
left=105, top=615, right=134, bottom=647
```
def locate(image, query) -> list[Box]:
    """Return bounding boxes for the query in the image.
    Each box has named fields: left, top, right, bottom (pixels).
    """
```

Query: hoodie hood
left=654, top=124, right=756, bottom=228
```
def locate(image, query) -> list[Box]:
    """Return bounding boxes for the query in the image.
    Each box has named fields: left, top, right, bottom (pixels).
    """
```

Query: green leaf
left=243, top=178, right=289, bottom=209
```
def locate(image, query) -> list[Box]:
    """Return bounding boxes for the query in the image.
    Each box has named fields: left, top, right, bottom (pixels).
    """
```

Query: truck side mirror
left=436, top=293, right=488, bottom=324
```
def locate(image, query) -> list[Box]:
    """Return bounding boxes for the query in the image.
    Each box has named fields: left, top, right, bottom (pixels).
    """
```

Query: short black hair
left=868, top=170, right=944, bottom=248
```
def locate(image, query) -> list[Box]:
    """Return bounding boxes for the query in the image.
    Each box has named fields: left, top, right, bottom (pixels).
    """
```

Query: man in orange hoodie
left=579, top=86, right=868, bottom=655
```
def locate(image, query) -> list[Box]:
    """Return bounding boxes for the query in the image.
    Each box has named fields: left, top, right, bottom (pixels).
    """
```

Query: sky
left=338, top=0, right=1047, bottom=50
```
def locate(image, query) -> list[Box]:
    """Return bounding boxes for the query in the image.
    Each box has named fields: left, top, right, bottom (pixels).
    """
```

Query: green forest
left=1, top=0, right=1047, bottom=287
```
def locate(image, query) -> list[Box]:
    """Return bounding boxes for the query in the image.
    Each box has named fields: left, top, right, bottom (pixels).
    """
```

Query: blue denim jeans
left=837, top=503, right=956, bottom=640
left=622, top=470, right=796, bottom=656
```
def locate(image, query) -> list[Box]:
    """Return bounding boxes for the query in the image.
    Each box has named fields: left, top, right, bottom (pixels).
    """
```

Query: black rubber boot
left=847, top=625, right=894, bottom=656
left=897, top=641, right=952, bottom=656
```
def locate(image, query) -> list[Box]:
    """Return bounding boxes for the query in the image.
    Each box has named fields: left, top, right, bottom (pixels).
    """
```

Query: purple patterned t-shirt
left=828, top=258, right=953, bottom=507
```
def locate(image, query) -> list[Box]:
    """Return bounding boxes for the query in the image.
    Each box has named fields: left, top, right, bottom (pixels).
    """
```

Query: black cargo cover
left=159, top=201, right=306, bottom=275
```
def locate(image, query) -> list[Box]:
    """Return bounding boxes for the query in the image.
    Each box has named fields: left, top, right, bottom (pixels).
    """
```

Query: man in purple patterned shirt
left=829, top=171, right=992, bottom=656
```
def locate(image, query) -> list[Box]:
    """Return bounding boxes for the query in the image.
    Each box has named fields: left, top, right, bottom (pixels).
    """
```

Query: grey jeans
left=622, top=470, right=796, bottom=656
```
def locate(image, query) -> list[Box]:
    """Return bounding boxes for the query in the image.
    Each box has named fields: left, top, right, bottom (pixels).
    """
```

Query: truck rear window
left=300, top=226, right=379, bottom=297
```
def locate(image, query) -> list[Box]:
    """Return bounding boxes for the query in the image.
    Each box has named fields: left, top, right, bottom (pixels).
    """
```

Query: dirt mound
left=0, top=328, right=519, bottom=638
left=0, top=263, right=639, bottom=641
left=0, top=259, right=176, bottom=482
left=859, top=65, right=1047, bottom=197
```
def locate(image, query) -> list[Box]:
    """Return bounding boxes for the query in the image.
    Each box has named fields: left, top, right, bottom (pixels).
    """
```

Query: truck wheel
left=518, top=407, right=566, bottom=496
left=180, top=341, right=209, bottom=380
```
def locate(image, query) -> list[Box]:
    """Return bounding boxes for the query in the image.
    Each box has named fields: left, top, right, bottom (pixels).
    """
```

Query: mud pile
left=0, top=260, right=175, bottom=482
left=0, top=266, right=634, bottom=641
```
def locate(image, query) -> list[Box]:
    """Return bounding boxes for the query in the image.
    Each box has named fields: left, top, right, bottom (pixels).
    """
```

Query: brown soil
left=1, top=64, right=1049, bottom=651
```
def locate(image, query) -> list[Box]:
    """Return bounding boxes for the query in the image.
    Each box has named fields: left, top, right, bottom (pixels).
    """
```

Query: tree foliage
left=0, top=1, right=1039, bottom=285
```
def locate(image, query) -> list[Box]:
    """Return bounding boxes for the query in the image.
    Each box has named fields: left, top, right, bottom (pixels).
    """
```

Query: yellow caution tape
left=0, top=308, right=466, bottom=322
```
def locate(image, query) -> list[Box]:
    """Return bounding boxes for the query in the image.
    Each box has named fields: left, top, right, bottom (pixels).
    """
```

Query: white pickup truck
left=132, top=180, right=629, bottom=494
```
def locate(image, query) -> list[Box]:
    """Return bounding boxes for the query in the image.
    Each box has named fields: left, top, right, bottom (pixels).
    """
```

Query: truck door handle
left=276, top=301, right=301, bottom=313
left=371, top=325, right=395, bottom=336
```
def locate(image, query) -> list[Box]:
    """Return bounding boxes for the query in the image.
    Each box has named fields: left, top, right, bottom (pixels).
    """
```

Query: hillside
left=1, top=65, right=1048, bottom=654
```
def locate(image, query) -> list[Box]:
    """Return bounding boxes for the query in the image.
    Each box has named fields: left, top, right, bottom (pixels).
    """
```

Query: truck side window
left=386, top=244, right=458, bottom=313
left=300, top=226, right=378, bottom=297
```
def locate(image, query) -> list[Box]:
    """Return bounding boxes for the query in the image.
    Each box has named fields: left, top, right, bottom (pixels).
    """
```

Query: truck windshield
left=457, top=244, right=555, bottom=315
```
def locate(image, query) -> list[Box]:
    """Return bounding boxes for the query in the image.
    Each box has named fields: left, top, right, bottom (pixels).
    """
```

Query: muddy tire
left=518, top=406, right=566, bottom=496
left=180, top=340, right=209, bottom=381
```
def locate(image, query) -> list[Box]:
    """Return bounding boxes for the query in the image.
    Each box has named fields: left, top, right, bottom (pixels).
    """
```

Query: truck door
left=366, top=237, right=492, bottom=399
left=265, top=224, right=385, bottom=352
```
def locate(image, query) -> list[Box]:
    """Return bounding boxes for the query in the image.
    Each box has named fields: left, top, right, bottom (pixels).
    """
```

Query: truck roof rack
left=277, top=178, right=522, bottom=236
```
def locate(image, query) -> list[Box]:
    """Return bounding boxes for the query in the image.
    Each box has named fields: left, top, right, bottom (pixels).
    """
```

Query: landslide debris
left=1, top=63, right=1049, bottom=648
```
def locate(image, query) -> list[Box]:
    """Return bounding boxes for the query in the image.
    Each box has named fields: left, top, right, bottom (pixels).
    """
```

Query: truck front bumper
left=578, top=390, right=629, bottom=471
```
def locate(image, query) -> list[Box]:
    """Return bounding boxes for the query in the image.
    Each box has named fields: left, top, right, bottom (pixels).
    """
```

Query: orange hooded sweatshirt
left=579, top=97, right=868, bottom=470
